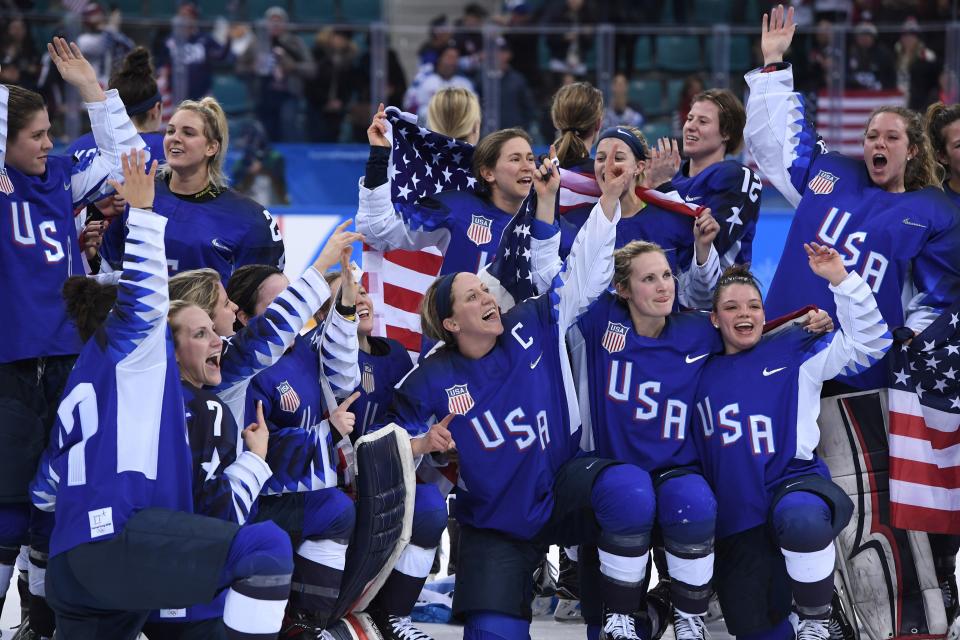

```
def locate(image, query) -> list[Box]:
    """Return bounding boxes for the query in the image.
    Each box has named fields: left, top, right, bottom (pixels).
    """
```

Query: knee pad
left=302, top=488, right=355, bottom=541
left=592, top=465, right=654, bottom=536
left=772, top=491, right=834, bottom=553
left=464, top=611, right=531, bottom=640
left=0, top=504, right=30, bottom=549
left=411, top=484, right=447, bottom=549
left=227, top=521, right=294, bottom=581
left=657, top=474, right=716, bottom=549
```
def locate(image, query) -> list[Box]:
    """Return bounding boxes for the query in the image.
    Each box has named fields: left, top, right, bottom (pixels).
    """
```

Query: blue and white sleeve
left=318, top=309, right=361, bottom=400
left=553, top=199, right=620, bottom=333
left=678, top=245, right=720, bottom=310
left=70, top=89, right=147, bottom=207
left=744, top=65, right=826, bottom=207
left=903, top=218, right=960, bottom=334
left=216, top=267, right=331, bottom=423
left=356, top=180, right=452, bottom=252
left=104, top=207, right=169, bottom=366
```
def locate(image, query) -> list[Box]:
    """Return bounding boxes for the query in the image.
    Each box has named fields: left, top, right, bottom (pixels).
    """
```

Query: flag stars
left=387, top=164, right=400, bottom=182
left=466, top=176, right=477, bottom=189
left=951, top=397, right=960, bottom=410
left=925, top=355, right=941, bottom=370
left=442, top=167, right=453, bottom=182
left=951, top=313, right=959, bottom=328
left=893, top=369, right=910, bottom=386
left=947, top=344, right=959, bottom=357
left=922, top=340, right=936, bottom=352
left=944, top=367, right=957, bottom=381
left=933, top=378, right=948, bottom=392
left=397, top=184, right=412, bottom=200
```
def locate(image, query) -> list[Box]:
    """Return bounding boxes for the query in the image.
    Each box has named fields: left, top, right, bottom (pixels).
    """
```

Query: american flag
left=363, top=107, right=704, bottom=356
left=887, top=306, right=960, bottom=534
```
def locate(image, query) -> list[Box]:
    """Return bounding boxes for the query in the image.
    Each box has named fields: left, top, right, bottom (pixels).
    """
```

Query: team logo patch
left=466, top=214, right=493, bottom=246
left=445, top=384, right=474, bottom=416
left=808, top=170, right=839, bottom=195
left=276, top=380, right=301, bottom=413
left=601, top=321, right=629, bottom=354
left=361, top=363, right=375, bottom=394
left=0, top=168, right=14, bottom=196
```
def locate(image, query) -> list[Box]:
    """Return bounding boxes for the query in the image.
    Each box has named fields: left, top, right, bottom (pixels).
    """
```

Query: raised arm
left=744, top=6, right=826, bottom=208
left=799, top=243, right=892, bottom=382
left=215, top=222, right=363, bottom=422
left=357, top=105, right=453, bottom=252
left=45, top=39, right=147, bottom=206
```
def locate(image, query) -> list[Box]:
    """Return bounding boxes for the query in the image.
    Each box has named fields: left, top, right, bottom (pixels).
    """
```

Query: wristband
left=762, top=61, right=789, bottom=73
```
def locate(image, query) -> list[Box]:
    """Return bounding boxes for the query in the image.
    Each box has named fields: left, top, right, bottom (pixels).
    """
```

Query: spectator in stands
left=597, top=1, right=642, bottom=77
left=896, top=16, right=940, bottom=111
left=495, top=37, right=536, bottom=130
left=454, top=3, right=489, bottom=72
left=231, top=119, right=290, bottom=206
left=0, top=15, right=41, bottom=91
left=418, top=14, right=454, bottom=68
left=154, top=0, right=233, bottom=102
left=541, top=0, right=596, bottom=78
left=349, top=32, right=407, bottom=142
left=602, top=73, right=644, bottom=130
left=76, top=1, right=134, bottom=87
left=847, top=21, right=896, bottom=91
left=239, top=6, right=315, bottom=142
left=403, top=43, right=475, bottom=116
left=673, top=74, right=703, bottom=137
left=800, top=18, right=840, bottom=93
left=305, top=27, right=358, bottom=142
left=497, top=0, right=540, bottom=91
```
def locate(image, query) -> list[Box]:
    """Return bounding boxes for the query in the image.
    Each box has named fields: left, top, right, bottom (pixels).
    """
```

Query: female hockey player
left=32, top=149, right=295, bottom=640
left=557, top=125, right=722, bottom=310
left=360, top=105, right=537, bottom=276
left=694, top=248, right=891, bottom=640
left=925, top=101, right=960, bottom=208
left=232, top=264, right=447, bottom=640
left=747, top=10, right=960, bottom=639
left=0, top=36, right=148, bottom=638
left=551, top=82, right=604, bottom=173
left=670, top=87, right=760, bottom=269
left=151, top=223, right=361, bottom=638
left=100, top=95, right=285, bottom=281
left=385, top=150, right=656, bottom=640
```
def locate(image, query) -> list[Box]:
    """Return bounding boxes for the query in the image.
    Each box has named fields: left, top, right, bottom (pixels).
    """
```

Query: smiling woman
left=358, top=104, right=536, bottom=280
left=99, top=96, right=286, bottom=284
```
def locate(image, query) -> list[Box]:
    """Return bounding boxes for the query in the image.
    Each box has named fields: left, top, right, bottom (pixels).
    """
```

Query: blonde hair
left=168, top=300, right=203, bottom=346
left=612, top=241, right=667, bottom=295
left=169, top=268, right=221, bottom=321
left=551, top=82, right=604, bottom=166
left=159, top=97, right=230, bottom=190
left=924, top=101, right=960, bottom=180
left=600, top=124, right=650, bottom=187
left=427, top=87, right=482, bottom=142
left=866, top=106, right=940, bottom=191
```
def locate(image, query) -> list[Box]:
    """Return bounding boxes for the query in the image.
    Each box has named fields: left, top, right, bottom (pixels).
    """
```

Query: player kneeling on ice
left=693, top=245, right=892, bottom=640
left=380, top=151, right=656, bottom=640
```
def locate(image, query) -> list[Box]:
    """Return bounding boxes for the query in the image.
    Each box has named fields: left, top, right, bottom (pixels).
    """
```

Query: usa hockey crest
left=808, top=170, right=839, bottom=195
left=601, top=321, right=629, bottom=354
left=445, top=384, right=474, bottom=416
left=0, top=168, right=14, bottom=196
left=276, top=380, right=301, bottom=413
left=361, top=363, right=375, bottom=394
left=466, top=214, right=493, bottom=246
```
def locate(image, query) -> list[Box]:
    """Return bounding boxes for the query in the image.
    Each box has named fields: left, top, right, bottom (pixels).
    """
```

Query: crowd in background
left=0, top=0, right=958, bottom=146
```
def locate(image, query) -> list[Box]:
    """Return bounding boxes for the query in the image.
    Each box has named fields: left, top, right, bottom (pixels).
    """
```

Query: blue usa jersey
left=0, top=87, right=146, bottom=362
left=669, top=159, right=761, bottom=267
left=68, top=131, right=166, bottom=171
left=387, top=201, right=619, bottom=539
left=693, top=273, right=891, bottom=537
left=31, top=208, right=195, bottom=558
left=245, top=335, right=338, bottom=494
left=100, top=177, right=285, bottom=282
left=353, top=337, right=413, bottom=438
left=572, top=294, right=722, bottom=473
left=358, top=183, right=513, bottom=275
left=745, top=64, right=960, bottom=389
left=183, top=382, right=270, bottom=524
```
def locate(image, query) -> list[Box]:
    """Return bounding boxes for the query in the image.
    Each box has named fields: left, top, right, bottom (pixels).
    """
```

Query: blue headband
left=435, top=273, right=458, bottom=322
left=597, top=126, right=647, bottom=161
left=126, top=92, right=161, bottom=116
